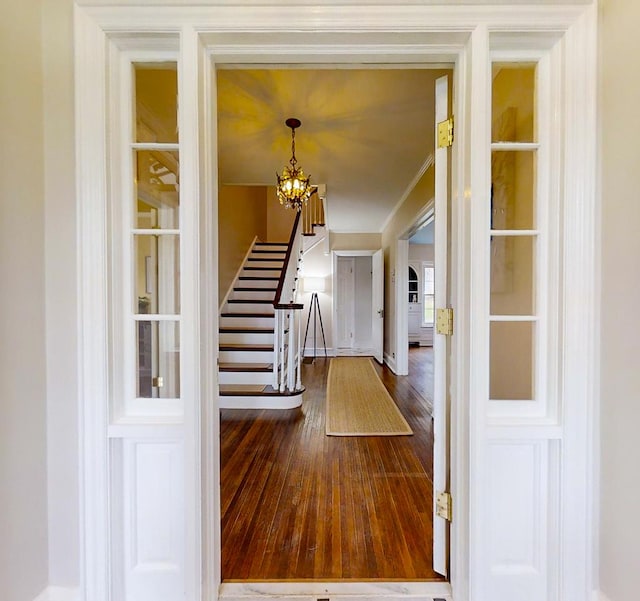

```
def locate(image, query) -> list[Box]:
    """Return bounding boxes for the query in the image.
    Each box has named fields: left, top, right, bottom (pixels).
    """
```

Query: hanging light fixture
left=276, top=117, right=314, bottom=211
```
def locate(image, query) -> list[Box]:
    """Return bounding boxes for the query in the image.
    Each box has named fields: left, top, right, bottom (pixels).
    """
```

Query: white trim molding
left=74, top=4, right=599, bottom=601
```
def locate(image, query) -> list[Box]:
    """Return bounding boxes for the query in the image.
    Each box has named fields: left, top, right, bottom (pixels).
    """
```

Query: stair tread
left=220, top=327, right=274, bottom=334
left=255, top=242, right=288, bottom=246
left=238, top=276, right=280, bottom=281
left=228, top=298, right=273, bottom=304
left=244, top=266, right=282, bottom=271
left=219, top=384, right=267, bottom=393
left=251, top=249, right=286, bottom=254
left=233, top=287, right=277, bottom=292
left=219, top=363, right=273, bottom=372
left=247, top=257, right=285, bottom=262
left=219, top=344, right=274, bottom=351
left=219, top=384, right=305, bottom=397
left=221, top=312, right=275, bottom=318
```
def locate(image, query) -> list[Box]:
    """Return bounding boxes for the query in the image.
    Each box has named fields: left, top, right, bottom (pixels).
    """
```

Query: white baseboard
left=34, top=586, right=80, bottom=601
left=384, top=351, right=398, bottom=374
left=302, top=347, right=335, bottom=357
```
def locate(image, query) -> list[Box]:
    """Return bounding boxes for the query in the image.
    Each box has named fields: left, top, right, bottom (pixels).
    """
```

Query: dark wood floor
left=220, top=347, right=442, bottom=581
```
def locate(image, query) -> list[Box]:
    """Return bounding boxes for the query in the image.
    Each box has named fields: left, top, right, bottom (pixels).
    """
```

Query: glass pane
left=492, top=63, right=536, bottom=143
left=137, top=320, right=180, bottom=398
left=134, top=63, right=178, bottom=143
left=424, top=295, right=435, bottom=325
left=424, top=266, right=434, bottom=294
left=409, top=266, right=418, bottom=301
left=135, top=234, right=180, bottom=314
left=491, top=151, right=536, bottom=230
left=134, top=150, right=180, bottom=228
left=490, top=321, right=535, bottom=400
left=490, top=235, right=536, bottom=315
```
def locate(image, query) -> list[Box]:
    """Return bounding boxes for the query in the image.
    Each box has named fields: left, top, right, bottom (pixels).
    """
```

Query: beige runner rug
left=326, top=357, right=413, bottom=436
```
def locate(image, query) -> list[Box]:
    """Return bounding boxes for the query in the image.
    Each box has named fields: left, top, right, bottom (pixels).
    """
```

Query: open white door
left=433, top=74, right=450, bottom=577
left=372, top=249, right=384, bottom=363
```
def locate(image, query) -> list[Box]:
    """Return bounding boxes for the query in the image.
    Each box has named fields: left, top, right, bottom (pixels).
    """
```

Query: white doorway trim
left=395, top=202, right=435, bottom=376
left=74, top=3, right=598, bottom=601
left=332, top=249, right=384, bottom=360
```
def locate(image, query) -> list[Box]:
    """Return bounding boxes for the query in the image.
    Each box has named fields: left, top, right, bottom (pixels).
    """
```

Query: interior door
left=433, top=73, right=450, bottom=577
left=372, top=249, right=384, bottom=363
left=336, top=256, right=355, bottom=348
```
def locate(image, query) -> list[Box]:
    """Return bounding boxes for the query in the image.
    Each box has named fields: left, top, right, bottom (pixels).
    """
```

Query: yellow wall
left=218, top=185, right=267, bottom=300
left=0, top=0, right=49, bottom=598
left=266, top=186, right=296, bottom=242
left=600, top=0, right=640, bottom=597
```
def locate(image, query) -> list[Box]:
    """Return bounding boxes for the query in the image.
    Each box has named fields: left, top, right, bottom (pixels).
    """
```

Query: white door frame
left=395, top=203, right=435, bottom=376
left=75, top=3, right=598, bottom=601
left=332, top=250, right=381, bottom=358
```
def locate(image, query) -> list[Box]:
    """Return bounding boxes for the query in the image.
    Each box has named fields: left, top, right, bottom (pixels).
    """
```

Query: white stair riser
left=219, top=332, right=274, bottom=345
left=245, top=260, right=284, bottom=269
left=253, top=244, right=287, bottom=254
left=236, top=280, right=279, bottom=288
left=225, top=302, right=274, bottom=314
left=253, top=250, right=287, bottom=257
left=219, top=350, right=275, bottom=363
left=232, top=290, right=276, bottom=301
left=218, top=392, right=303, bottom=410
left=242, top=269, right=281, bottom=279
left=220, top=315, right=274, bottom=328
left=218, top=371, right=275, bottom=385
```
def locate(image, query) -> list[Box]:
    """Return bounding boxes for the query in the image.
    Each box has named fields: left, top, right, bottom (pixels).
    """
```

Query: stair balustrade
left=301, top=191, right=325, bottom=236
left=273, top=212, right=304, bottom=393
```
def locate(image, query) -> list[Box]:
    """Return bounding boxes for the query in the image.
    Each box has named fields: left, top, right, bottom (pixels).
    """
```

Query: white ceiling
left=216, top=68, right=450, bottom=232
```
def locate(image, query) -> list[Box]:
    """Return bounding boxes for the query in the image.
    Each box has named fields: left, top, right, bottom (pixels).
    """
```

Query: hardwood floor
left=220, top=347, right=442, bottom=581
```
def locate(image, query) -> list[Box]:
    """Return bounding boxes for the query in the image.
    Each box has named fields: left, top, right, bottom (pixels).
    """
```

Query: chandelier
left=276, top=118, right=314, bottom=211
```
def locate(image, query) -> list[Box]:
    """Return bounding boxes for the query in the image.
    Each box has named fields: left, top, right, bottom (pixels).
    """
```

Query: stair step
left=244, top=265, right=281, bottom=269
left=220, top=312, right=275, bottom=318
left=224, top=295, right=273, bottom=314
left=220, top=314, right=274, bottom=328
left=218, top=362, right=275, bottom=385
left=220, top=327, right=274, bottom=334
left=255, top=242, right=288, bottom=246
left=238, top=276, right=279, bottom=281
left=219, top=385, right=304, bottom=397
left=242, top=269, right=282, bottom=279
left=247, top=257, right=284, bottom=262
left=231, top=290, right=276, bottom=301
left=251, top=249, right=286, bottom=255
left=219, top=347, right=275, bottom=362
left=219, top=384, right=267, bottom=394
left=219, top=344, right=274, bottom=352
left=219, top=363, right=273, bottom=372
left=234, top=287, right=277, bottom=292
left=218, top=386, right=304, bottom=409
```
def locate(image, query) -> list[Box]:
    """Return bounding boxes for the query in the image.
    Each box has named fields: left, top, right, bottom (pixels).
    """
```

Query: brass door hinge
left=436, top=307, right=454, bottom=336
left=436, top=491, right=453, bottom=522
left=437, top=117, right=454, bottom=148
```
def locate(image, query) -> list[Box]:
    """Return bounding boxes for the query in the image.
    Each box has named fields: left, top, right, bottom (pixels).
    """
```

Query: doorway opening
left=215, top=65, right=453, bottom=583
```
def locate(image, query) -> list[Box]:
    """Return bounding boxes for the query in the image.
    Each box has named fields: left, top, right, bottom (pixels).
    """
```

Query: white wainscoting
left=116, top=439, right=185, bottom=601
left=484, top=440, right=557, bottom=601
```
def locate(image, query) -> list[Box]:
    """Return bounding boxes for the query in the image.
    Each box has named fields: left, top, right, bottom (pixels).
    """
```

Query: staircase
left=219, top=224, right=305, bottom=409
left=218, top=195, right=326, bottom=410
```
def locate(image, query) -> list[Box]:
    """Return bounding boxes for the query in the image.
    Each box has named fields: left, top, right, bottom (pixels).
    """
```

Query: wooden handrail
left=273, top=210, right=302, bottom=307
